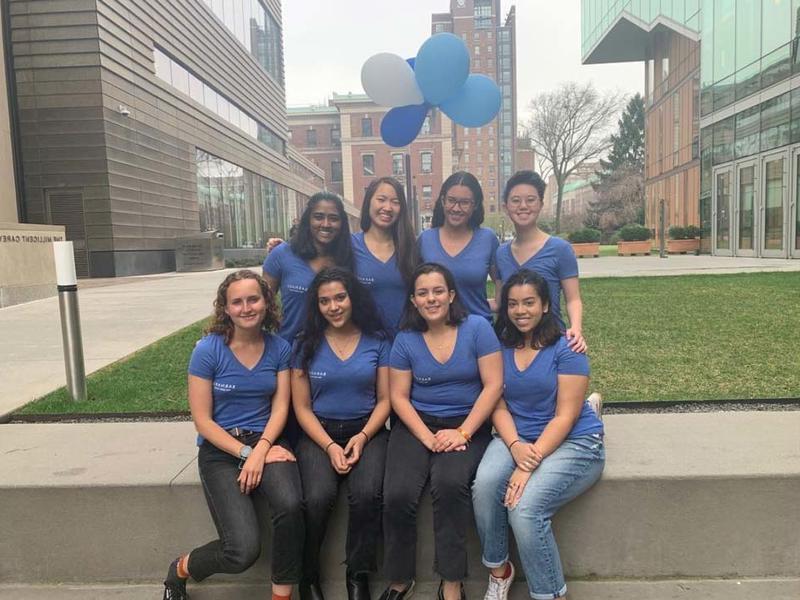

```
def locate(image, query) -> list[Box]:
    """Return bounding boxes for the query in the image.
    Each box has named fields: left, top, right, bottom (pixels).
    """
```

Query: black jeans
left=295, top=416, right=388, bottom=582
left=382, top=413, right=491, bottom=582
left=187, top=433, right=304, bottom=584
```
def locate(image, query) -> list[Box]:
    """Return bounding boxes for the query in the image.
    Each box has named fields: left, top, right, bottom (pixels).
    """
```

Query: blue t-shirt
left=418, top=227, right=499, bottom=321
left=502, top=336, right=603, bottom=441
left=188, top=332, right=291, bottom=444
left=495, top=237, right=578, bottom=329
left=390, top=314, right=501, bottom=417
left=352, top=232, right=407, bottom=337
left=263, top=242, right=316, bottom=343
left=292, top=334, right=390, bottom=420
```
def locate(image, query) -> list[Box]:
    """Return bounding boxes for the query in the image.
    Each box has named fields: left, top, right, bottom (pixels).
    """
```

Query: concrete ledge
left=1, top=413, right=798, bottom=589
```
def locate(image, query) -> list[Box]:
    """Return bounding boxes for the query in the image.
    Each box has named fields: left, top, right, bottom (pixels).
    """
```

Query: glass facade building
left=582, top=0, right=800, bottom=258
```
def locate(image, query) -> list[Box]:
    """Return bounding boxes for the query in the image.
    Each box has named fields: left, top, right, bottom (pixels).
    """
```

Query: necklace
left=327, top=331, right=360, bottom=358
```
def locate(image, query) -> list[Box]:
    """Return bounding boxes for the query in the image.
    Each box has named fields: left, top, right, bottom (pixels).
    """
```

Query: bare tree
left=524, top=82, right=622, bottom=233
left=585, top=164, right=644, bottom=234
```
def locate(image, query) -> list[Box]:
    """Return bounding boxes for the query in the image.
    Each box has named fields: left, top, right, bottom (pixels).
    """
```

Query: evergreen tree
left=594, top=93, right=644, bottom=186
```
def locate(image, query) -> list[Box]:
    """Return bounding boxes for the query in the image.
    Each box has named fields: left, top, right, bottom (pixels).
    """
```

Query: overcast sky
left=283, top=0, right=644, bottom=122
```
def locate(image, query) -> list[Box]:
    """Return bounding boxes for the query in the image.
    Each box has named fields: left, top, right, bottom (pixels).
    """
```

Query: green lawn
left=18, top=271, right=800, bottom=414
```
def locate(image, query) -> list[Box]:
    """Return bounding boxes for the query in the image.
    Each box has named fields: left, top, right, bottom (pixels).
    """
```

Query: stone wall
left=0, top=222, right=65, bottom=307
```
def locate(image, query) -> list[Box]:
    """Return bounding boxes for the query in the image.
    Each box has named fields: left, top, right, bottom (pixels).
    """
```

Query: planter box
left=617, top=240, right=652, bottom=256
left=571, top=242, right=600, bottom=258
left=667, top=238, right=700, bottom=255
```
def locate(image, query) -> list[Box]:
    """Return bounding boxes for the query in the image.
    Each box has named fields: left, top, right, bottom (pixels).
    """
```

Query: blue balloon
left=440, top=74, right=501, bottom=127
left=380, top=103, right=429, bottom=147
left=406, top=57, right=415, bottom=69
left=414, top=33, right=469, bottom=105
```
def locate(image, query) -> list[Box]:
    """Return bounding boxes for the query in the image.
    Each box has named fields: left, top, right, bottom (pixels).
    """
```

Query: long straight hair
left=290, top=192, right=354, bottom=270
left=360, top=176, right=418, bottom=286
left=494, top=269, right=561, bottom=349
left=295, top=267, right=385, bottom=372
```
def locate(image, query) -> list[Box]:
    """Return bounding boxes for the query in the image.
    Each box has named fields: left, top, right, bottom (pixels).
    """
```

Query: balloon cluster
left=361, top=33, right=502, bottom=148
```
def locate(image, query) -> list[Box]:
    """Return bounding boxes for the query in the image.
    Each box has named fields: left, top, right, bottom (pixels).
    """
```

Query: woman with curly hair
left=162, top=270, right=304, bottom=600
left=291, top=267, right=391, bottom=600
left=263, top=191, right=354, bottom=343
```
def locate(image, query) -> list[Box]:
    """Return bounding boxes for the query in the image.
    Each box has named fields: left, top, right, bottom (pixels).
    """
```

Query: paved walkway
left=0, top=268, right=243, bottom=419
left=1, top=256, right=798, bottom=418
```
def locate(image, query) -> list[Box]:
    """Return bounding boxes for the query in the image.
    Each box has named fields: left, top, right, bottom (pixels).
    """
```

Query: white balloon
left=361, top=53, right=424, bottom=107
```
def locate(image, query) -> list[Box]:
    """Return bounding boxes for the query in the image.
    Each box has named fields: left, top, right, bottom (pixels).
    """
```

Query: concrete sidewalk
left=0, top=268, right=244, bottom=419
left=1, top=256, right=798, bottom=418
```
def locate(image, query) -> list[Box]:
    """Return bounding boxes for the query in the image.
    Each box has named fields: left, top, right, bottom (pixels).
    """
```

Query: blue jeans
left=472, top=434, right=605, bottom=599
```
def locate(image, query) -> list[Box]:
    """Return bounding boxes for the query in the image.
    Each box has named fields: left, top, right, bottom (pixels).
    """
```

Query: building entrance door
left=712, top=167, right=733, bottom=256
left=760, top=151, right=788, bottom=258
left=791, top=146, right=800, bottom=258
left=734, top=161, right=758, bottom=257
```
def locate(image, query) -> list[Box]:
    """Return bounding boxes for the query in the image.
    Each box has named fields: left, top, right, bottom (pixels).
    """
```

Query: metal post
left=659, top=199, right=667, bottom=258
left=404, top=153, right=420, bottom=233
left=53, top=241, right=87, bottom=402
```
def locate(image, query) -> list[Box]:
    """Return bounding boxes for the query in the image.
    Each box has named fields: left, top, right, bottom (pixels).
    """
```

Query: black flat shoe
left=377, top=580, right=415, bottom=600
left=436, top=580, right=465, bottom=600
left=300, top=581, right=326, bottom=600
left=346, top=572, right=371, bottom=600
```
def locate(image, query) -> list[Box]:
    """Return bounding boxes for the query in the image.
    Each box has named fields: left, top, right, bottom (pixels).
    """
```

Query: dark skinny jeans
left=295, top=415, right=388, bottom=583
left=187, top=433, right=304, bottom=584
left=382, top=413, right=491, bottom=582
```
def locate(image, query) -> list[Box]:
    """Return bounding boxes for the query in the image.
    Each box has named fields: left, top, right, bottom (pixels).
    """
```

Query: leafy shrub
left=685, top=225, right=701, bottom=238
left=617, top=224, right=651, bottom=242
left=225, top=258, right=263, bottom=268
left=668, top=226, right=687, bottom=240
left=568, top=228, right=602, bottom=244
left=609, top=232, right=620, bottom=245
left=538, top=220, right=554, bottom=234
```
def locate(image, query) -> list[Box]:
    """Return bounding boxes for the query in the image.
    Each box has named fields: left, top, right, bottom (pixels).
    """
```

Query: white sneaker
left=587, top=392, right=603, bottom=421
left=483, top=561, right=514, bottom=600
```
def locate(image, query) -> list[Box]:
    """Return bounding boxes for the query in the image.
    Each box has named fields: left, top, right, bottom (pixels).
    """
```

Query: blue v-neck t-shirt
left=188, top=332, right=291, bottom=444
left=292, top=334, right=390, bottom=420
left=351, top=232, right=407, bottom=337
left=502, top=336, right=602, bottom=441
left=390, top=314, right=501, bottom=417
left=418, top=227, right=499, bottom=321
left=495, top=237, right=578, bottom=329
left=263, top=242, right=316, bottom=343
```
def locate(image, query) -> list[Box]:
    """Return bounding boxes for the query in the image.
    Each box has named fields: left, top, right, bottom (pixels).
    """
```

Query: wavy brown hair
left=205, top=270, right=280, bottom=344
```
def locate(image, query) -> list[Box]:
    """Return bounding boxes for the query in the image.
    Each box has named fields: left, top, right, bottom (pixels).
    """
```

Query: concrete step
left=1, top=413, right=799, bottom=588
left=1, top=579, right=799, bottom=600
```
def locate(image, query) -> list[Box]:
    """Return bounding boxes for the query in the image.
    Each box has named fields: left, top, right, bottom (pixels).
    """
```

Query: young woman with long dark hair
left=495, top=170, right=586, bottom=353
left=263, top=192, right=354, bottom=343
left=352, top=176, right=418, bottom=337
left=291, top=267, right=391, bottom=600
left=162, top=270, right=303, bottom=600
left=472, top=270, right=604, bottom=600
left=379, top=263, right=503, bottom=600
left=417, top=172, right=499, bottom=321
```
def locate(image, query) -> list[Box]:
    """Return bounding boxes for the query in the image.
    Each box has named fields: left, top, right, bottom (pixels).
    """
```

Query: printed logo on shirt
left=414, top=375, right=432, bottom=384
left=309, top=370, right=327, bottom=380
left=288, top=284, right=308, bottom=293
left=214, top=382, right=236, bottom=392
left=358, top=276, right=375, bottom=286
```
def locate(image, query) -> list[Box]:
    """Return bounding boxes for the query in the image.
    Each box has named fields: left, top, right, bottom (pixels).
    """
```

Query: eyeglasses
left=444, top=197, right=474, bottom=210
left=507, top=196, right=541, bottom=207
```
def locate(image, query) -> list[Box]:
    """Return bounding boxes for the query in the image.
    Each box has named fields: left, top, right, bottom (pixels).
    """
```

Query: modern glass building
left=5, top=0, right=327, bottom=276
left=582, top=0, right=800, bottom=258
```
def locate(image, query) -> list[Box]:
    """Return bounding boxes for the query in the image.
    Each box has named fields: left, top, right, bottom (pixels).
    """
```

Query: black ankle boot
left=300, top=581, right=325, bottom=600
left=346, top=572, right=371, bottom=600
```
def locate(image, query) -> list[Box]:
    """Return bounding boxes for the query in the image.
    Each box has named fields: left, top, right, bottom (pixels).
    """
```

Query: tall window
left=392, top=153, right=404, bottom=176
left=306, top=129, right=317, bottom=147
left=362, top=117, right=373, bottom=137
left=362, top=154, right=375, bottom=176
left=331, top=160, right=342, bottom=182
left=331, top=127, right=341, bottom=147
left=422, top=185, right=432, bottom=209
left=421, top=152, right=433, bottom=173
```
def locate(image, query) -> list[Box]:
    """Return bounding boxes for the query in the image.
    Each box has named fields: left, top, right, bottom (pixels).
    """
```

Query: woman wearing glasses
left=418, top=172, right=499, bottom=321
left=494, top=171, right=587, bottom=353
